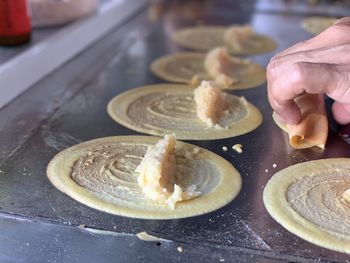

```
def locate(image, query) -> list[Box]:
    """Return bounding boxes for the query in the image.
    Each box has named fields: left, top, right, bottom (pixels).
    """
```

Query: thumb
left=332, top=101, right=350, bottom=125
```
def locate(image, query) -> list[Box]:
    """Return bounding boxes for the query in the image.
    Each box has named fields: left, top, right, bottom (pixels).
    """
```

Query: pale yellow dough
left=47, top=136, right=242, bottom=219
left=301, top=17, right=337, bottom=35
left=151, top=52, right=266, bottom=90
left=172, top=26, right=277, bottom=55
left=263, top=158, right=350, bottom=253
left=107, top=84, right=262, bottom=140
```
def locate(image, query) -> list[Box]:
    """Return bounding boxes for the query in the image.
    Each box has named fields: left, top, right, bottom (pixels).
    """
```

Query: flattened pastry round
left=107, top=84, right=262, bottom=140
left=151, top=52, right=266, bottom=90
left=263, top=158, right=350, bottom=253
left=47, top=136, right=242, bottom=219
left=301, top=17, right=337, bottom=35
left=172, top=26, right=277, bottom=55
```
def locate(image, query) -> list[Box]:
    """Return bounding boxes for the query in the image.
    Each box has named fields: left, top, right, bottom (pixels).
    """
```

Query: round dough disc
left=107, top=84, right=262, bottom=140
left=172, top=26, right=277, bottom=55
left=47, top=136, right=242, bottom=219
left=150, top=52, right=266, bottom=90
left=272, top=111, right=287, bottom=131
left=301, top=17, right=337, bottom=35
left=263, top=158, right=350, bottom=253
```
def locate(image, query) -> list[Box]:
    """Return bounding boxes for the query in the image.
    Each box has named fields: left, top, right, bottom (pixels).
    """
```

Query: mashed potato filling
left=224, top=25, right=254, bottom=50
left=194, top=81, right=230, bottom=127
left=204, top=47, right=248, bottom=87
left=136, top=134, right=200, bottom=209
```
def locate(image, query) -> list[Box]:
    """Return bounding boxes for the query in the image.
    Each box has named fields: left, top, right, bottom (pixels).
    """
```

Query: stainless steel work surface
left=1, top=1, right=350, bottom=262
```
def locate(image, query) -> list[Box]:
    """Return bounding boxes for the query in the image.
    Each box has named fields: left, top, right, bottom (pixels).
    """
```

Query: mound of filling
left=194, top=81, right=230, bottom=127
left=342, top=188, right=350, bottom=203
left=223, top=25, right=254, bottom=50
left=204, top=47, right=247, bottom=87
left=136, top=134, right=200, bottom=209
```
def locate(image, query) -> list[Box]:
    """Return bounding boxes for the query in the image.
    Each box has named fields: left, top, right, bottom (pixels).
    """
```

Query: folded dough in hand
left=273, top=94, right=328, bottom=149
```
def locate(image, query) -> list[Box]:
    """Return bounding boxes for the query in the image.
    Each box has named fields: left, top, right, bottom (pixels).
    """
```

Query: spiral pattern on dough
left=287, top=171, right=350, bottom=236
left=47, top=136, right=242, bottom=219
left=70, top=141, right=220, bottom=206
left=263, top=158, right=350, bottom=253
left=127, top=92, right=246, bottom=131
left=107, top=84, right=262, bottom=140
left=172, top=26, right=226, bottom=52
left=172, top=26, right=277, bottom=55
left=150, top=52, right=267, bottom=90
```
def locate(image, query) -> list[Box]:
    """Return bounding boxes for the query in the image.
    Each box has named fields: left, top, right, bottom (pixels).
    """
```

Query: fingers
left=269, top=16, right=350, bottom=67
left=270, top=62, right=337, bottom=100
left=267, top=17, right=350, bottom=126
left=268, top=44, right=350, bottom=79
left=268, top=94, right=302, bottom=125
left=268, top=62, right=349, bottom=124
left=332, top=102, right=350, bottom=125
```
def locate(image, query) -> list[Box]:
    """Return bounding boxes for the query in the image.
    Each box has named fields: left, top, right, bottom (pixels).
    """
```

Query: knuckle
left=340, top=43, right=350, bottom=52
left=267, top=56, right=280, bottom=79
left=334, top=17, right=350, bottom=26
left=288, top=62, right=307, bottom=86
left=327, top=17, right=350, bottom=34
left=267, top=85, right=284, bottom=112
left=335, top=69, right=350, bottom=94
left=270, top=97, right=283, bottom=112
left=292, top=40, right=308, bottom=49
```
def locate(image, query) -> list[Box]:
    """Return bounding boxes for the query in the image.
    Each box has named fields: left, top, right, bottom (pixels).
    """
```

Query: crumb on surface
left=232, top=144, right=243, bottom=153
left=265, top=169, right=268, bottom=173
left=222, top=146, right=228, bottom=151
left=272, top=163, right=277, bottom=168
left=177, top=246, right=183, bottom=253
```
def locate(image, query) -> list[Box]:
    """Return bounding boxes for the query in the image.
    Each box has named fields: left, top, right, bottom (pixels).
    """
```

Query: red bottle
left=0, top=0, right=31, bottom=46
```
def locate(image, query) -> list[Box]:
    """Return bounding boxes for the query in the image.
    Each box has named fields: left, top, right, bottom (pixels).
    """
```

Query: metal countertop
left=1, top=1, right=350, bottom=262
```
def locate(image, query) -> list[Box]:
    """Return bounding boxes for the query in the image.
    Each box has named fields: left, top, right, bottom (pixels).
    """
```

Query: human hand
left=267, top=17, right=350, bottom=125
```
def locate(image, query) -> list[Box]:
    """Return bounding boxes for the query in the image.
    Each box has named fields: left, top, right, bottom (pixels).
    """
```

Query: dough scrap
left=107, top=84, right=262, bottom=140
left=150, top=52, right=266, bottom=90
left=172, top=25, right=277, bottom=55
left=47, top=136, right=242, bottom=219
left=136, top=232, right=169, bottom=242
left=301, top=16, right=337, bottom=35
left=232, top=144, right=243, bottom=153
left=193, top=81, right=230, bottom=127
left=263, top=158, right=350, bottom=253
left=272, top=94, right=328, bottom=149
